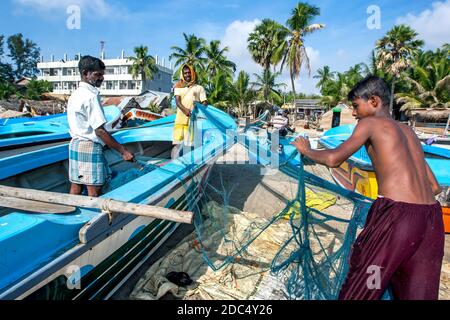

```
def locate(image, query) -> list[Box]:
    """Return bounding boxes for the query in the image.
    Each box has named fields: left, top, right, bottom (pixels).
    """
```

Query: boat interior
left=0, top=140, right=174, bottom=216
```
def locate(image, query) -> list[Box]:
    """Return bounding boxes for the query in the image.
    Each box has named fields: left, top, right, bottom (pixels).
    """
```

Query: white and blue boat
left=0, top=106, right=121, bottom=150
left=0, top=104, right=236, bottom=300
left=319, top=124, right=450, bottom=199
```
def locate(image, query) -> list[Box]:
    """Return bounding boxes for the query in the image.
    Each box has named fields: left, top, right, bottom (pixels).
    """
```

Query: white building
left=37, top=51, right=173, bottom=96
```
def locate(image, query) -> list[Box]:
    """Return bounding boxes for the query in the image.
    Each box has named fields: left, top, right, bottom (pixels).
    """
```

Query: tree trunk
left=390, top=79, right=396, bottom=118
left=290, top=70, right=296, bottom=104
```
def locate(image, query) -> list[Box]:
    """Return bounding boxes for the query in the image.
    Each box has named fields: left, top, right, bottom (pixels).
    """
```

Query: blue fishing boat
left=0, top=104, right=236, bottom=300
left=0, top=106, right=121, bottom=150
left=319, top=124, right=450, bottom=199
left=243, top=110, right=270, bottom=130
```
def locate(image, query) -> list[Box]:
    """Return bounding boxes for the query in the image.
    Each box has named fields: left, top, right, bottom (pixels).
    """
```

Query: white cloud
left=337, top=49, right=346, bottom=58
left=396, top=0, right=450, bottom=48
left=13, top=0, right=118, bottom=18
left=220, top=19, right=321, bottom=94
left=221, top=19, right=262, bottom=76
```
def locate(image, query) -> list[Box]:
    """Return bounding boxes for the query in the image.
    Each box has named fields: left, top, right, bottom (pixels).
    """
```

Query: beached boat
left=247, top=110, right=270, bottom=129
left=121, top=108, right=164, bottom=127
left=0, top=104, right=236, bottom=300
left=0, top=106, right=121, bottom=150
left=319, top=125, right=450, bottom=199
left=418, top=134, right=450, bottom=150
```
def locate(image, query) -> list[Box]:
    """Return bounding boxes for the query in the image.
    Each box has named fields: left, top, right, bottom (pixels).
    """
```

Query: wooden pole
left=444, top=113, right=450, bottom=136
left=0, top=195, right=76, bottom=214
left=0, top=185, right=193, bottom=224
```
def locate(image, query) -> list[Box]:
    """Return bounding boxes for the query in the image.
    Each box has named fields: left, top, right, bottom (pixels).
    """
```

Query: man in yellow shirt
left=171, top=64, right=208, bottom=159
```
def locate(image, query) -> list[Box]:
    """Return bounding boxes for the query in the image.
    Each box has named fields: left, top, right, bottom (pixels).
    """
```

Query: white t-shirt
left=272, top=114, right=288, bottom=130
left=67, top=82, right=107, bottom=145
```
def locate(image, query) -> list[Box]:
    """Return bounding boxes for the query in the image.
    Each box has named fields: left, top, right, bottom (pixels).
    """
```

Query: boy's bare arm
left=425, top=162, right=442, bottom=195
left=292, top=119, right=372, bottom=168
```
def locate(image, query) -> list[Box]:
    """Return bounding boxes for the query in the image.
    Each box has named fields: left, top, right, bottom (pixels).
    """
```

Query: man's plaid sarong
left=69, top=139, right=109, bottom=186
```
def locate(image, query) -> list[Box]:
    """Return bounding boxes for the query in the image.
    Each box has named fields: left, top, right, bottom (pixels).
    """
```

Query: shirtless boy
left=292, top=76, right=444, bottom=300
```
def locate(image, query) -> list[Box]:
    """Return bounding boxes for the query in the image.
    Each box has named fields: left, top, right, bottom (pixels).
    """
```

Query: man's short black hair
left=78, top=55, right=105, bottom=74
left=348, top=76, right=391, bottom=108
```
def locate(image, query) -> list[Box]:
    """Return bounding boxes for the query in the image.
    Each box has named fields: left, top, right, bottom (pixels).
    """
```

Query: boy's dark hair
left=348, top=76, right=391, bottom=108
left=78, top=55, right=105, bottom=75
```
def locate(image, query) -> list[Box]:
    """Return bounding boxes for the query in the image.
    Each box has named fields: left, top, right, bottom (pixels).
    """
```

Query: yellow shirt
left=174, top=84, right=207, bottom=125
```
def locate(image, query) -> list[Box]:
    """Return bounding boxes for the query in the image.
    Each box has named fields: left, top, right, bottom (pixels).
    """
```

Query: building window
left=128, top=80, right=136, bottom=90
left=105, top=68, right=115, bottom=75
left=106, top=81, right=114, bottom=90
left=120, top=81, right=127, bottom=90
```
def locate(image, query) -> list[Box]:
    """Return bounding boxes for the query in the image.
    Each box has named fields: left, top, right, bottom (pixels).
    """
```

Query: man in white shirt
left=67, top=55, right=134, bottom=197
left=271, top=109, right=295, bottom=137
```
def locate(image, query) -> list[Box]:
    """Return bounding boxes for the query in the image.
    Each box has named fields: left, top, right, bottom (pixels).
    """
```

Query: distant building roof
left=108, top=90, right=171, bottom=112
left=15, top=77, right=31, bottom=86
left=294, top=99, right=325, bottom=109
left=0, top=110, right=30, bottom=119
left=294, top=99, right=321, bottom=105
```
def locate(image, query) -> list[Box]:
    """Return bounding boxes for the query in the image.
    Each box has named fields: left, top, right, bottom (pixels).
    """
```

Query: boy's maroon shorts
left=339, top=196, right=444, bottom=300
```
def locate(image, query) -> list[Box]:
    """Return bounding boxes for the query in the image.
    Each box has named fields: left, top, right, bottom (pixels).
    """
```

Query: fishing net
left=131, top=105, right=387, bottom=300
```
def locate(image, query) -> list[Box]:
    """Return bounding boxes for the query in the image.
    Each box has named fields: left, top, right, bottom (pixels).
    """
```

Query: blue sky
left=1, top=0, right=449, bottom=94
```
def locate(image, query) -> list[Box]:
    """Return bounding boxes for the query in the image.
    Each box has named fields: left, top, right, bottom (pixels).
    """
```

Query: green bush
left=25, top=79, right=53, bottom=100
left=0, top=80, right=17, bottom=99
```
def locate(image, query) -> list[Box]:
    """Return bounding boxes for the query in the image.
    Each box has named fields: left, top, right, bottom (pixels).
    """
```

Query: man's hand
left=291, top=136, right=311, bottom=155
left=183, top=107, right=191, bottom=117
left=121, top=149, right=134, bottom=162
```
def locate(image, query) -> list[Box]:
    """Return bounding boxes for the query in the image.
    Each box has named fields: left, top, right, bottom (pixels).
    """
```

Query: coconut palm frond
left=404, top=76, right=426, bottom=94
left=436, top=75, right=450, bottom=91
left=399, top=99, right=423, bottom=111
left=303, top=23, right=325, bottom=35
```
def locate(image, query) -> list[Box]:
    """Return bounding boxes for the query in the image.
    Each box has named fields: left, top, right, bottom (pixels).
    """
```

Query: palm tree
left=363, top=50, right=386, bottom=78
left=127, top=46, right=159, bottom=81
left=375, top=24, right=424, bottom=114
left=247, top=19, right=288, bottom=72
left=345, top=63, right=366, bottom=88
left=205, top=70, right=233, bottom=110
left=169, top=33, right=207, bottom=78
left=314, top=66, right=335, bottom=92
left=274, top=2, right=325, bottom=98
left=128, top=46, right=158, bottom=82
left=318, top=68, right=355, bottom=109
left=397, top=47, right=450, bottom=110
left=204, top=40, right=237, bottom=78
left=230, top=70, right=254, bottom=116
left=251, top=69, right=287, bottom=103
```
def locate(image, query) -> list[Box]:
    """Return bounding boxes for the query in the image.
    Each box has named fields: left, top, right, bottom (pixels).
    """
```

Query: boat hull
left=329, top=161, right=378, bottom=199
left=8, top=164, right=211, bottom=300
left=0, top=106, right=121, bottom=150
left=0, top=104, right=237, bottom=300
left=320, top=125, right=450, bottom=199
